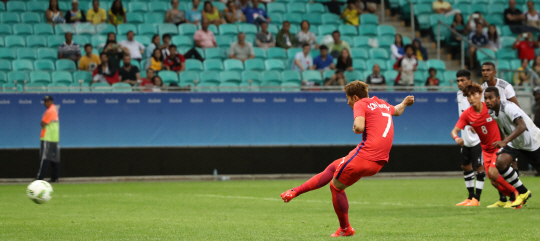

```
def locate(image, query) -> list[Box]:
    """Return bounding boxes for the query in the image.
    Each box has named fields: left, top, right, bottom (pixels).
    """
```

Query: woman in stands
left=109, top=0, right=127, bottom=26
left=151, top=76, right=166, bottom=92
left=224, top=1, right=246, bottom=23
left=532, top=55, right=540, bottom=77
left=165, top=0, right=186, bottom=25
left=465, top=11, right=488, bottom=33
left=65, top=0, right=87, bottom=24
left=46, top=0, right=65, bottom=25
left=390, top=34, right=404, bottom=60
left=147, top=49, right=165, bottom=72
left=202, top=1, right=225, bottom=26
left=487, top=24, right=501, bottom=52
left=451, top=13, right=467, bottom=43
left=526, top=1, right=540, bottom=29
left=326, top=49, right=353, bottom=86
left=297, top=20, right=319, bottom=50
left=413, top=38, right=428, bottom=61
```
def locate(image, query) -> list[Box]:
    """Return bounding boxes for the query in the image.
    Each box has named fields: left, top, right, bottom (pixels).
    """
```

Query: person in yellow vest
left=37, top=96, right=60, bottom=183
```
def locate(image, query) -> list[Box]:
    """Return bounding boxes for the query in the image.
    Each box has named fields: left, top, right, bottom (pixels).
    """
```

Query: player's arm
left=352, top=116, right=365, bottom=134
left=508, top=96, right=520, bottom=107
left=492, top=117, right=527, bottom=148
left=393, top=95, right=415, bottom=116
left=451, top=126, right=465, bottom=146
left=41, top=121, right=47, bottom=128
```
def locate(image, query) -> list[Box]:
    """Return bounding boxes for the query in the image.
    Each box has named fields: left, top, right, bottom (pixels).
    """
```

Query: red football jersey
left=351, top=96, right=396, bottom=162
left=455, top=103, right=501, bottom=153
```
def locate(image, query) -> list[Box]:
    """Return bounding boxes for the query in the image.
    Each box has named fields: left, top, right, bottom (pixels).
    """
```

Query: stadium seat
left=5, top=36, right=25, bottom=48
left=443, top=70, right=457, bottom=85
left=377, top=36, right=394, bottom=49
left=47, top=35, right=64, bottom=48
left=158, top=71, right=179, bottom=84
left=476, top=48, right=496, bottom=62
left=352, top=59, right=367, bottom=70
left=302, top=13, right=323, bottom=26
left=96, top=24, right=116, bottom=35
left=138, top=24, right=157, bottom=35
left=252, top=47, right=266, bottom=59
left=73, top=35, right=90, bottom=46
left=350, top=48, right=369, bottom=60
left=0, top=61, right=11, bottom=71
left=55, top=24, right=75, bottom=35
left=144, top=13, right=165, bottom=24
left=58, top=1, right=69, bottom=12
left=369, top=48, right=390, bottom=60
left=345, top=70, right=363, bottom=82
left=359, top=24, right=378, bottom=37
left=200, top=71, right=221, bottom=84
left=367, top=59, right=387, bottom=71
left=302, top=70, right=322, bottom=84
left=267, top=24, right=279, bottom=35
left=283, top=14, right=302, bottom=25
left=216, top=36, right=232, bottom=48
left=148, top=2, right=169, bottom=13
left=265, top=59, right=285, bottom=70
left=281, top=70, right=302, bottom=84
left=267, top=47, right=287, bottom=59
left=0, top=72, right=7, bottom=84
left=244, top=59, right=265, bottom=71
left=281, top=82, right=301, bottom=92
left=417, top=60, right=428, bottom=71
left=220, top=71, right=242, bottom=83
left=318, top=25, right=337, bottom=36
left=353, top=36, right=370, bottom=48
left=383, top=70, right=398, bottom=85
left=7, top=71, right=27, bottom=83
left=1, top=12, right=20, bottom=24
left=307, top=3, right=325, bottom=13
left=288, top=2, right=306, bottom=13
left=179, top=24, right=198, bottom=36
left=21, top=12, right=41, bottom=24
left=219, top=24, right=238, bottom=36
left=24, top=82, right=47, bottom=92
left=30, top=71, right=51, bottom=84
left=378, top=25, right=396, bottom=37
left=238, top=24, right=258, bottom=35
left=185, top=59, right=203, bottom=70
left=126, top=13, right=144, bottom=23
left=262, top=70, right=282, bottom=86
left=267, top=2, right=286, bottom=13
left=52, top=71, right=73, bottom=84
left=129, top=2, right=148, bottom=12
left=34, top=23, right=54, bottom=35
left=73, top=71, right=93, bottom=83
left=0, top=24, right=11, bottom=35
left=48, top=82, right=71, bottom=92
left=0, top=48, right=17, bottom=60
left=13, top=24, right=32, bottom=36
left=207, top=24, right=219, bottom=35
left=218, top=82, right=239, bottom=92
left=56, top=59, right=76, bottom=71
left=238, top=82, right=260, bottom=91
left=497, top=48, right=517, bottom=60
left=242, top=71, right=262, bottom=84
left=268, top=13, right=283, bottom=24
left=6, top=1, right=25, bottom=12
left=158, top=24, right=178, bottom=35
left=204, top=48, right=224, bottom=59
left=76, top=23, right=97, bottom=35
left=361, top=14, right=378, bottom=25
left=414, top=72, right=426, bottom=86
left=34, top=59, right=56, bottom=71
left=26, top=36, right=47, bottom=48
left=224, top=59, right=244, bottom=71
left=339, top=25, right=358, bottom=37
left=27, top=1, right=48, bottom=13
left=322, top=13, right=341, bottom=25
left=195, top=82, right=219, bottom=92
left=178, top=71, right=199, bottom=85
left=172, top=35, right=193, bottom=48
left=91, top=82, right=113, bottom=92
left=204, top=59, right=224, bottom=71
left=287, top=48, right=302, bottom=59
left=17, top=48, right=37, bottom=60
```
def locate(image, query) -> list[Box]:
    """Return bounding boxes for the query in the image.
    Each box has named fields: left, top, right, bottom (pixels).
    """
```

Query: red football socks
left=330, top=182, right=350, bottom=229
left=495, top=174, right=517, bottom=197
left=294, top=163, right=335, bottom=195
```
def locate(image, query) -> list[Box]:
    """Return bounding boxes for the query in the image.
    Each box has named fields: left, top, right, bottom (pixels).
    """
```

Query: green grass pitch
left=1, top=177, right=540, bottom=240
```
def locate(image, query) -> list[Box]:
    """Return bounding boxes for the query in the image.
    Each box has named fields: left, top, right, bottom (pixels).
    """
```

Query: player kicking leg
left=485, top=87, right=536, bottom=208
left=281, top=81, right=415, bottom=237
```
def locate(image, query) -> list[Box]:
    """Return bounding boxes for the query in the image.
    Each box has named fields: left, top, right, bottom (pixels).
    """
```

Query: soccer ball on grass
left=27, top=180, right=53, bottom=204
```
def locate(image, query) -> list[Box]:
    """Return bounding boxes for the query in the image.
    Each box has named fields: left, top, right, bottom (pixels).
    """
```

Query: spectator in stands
left=276, top=21, right=296, bottom=49
left=468, top=22, right=488, bottom=69
left=97, top=32, right=116, bottom=50
left=451, top=13, right=467, bottom=43
left=243, top=0, right=271, bottom=25
left=58, top=32, right=81, bottom=62
left=119, top=31, right=145, bottom=62
left=341, top=0, right=362, bottom=26
left=203, top=1, right=225, bottom=26
left=47, top=0, right=65, bottom=25
left=103, top=39, right=129, bottom=71
left=323, top=0, right=345, bottom=15
left=146, top=35, right=161, bottom=59
left=151, top=76, right=166, bottom=92
left=293, top=44, right=313, bottom=71
left=256, top=22, right=275, bottom=49
left=194, top=20, right=218, bottom=48
left=79, top=44, right=100, bottom=72
left=512, top=31, right=538, bottom=61
left=146, top=49, right=164, bottom=72
left=413, top=38, right=428, bottom=60
left=166, top=0, right=186, bottom=25
left=505, top=0, right=538, bottom=34
left=311, top=45, right=335, bottom=71
left=366, top=63, right=386, bottom=86
left=161, top=34, right=172, bottom=57
left=487, top=24, right=501, bottom=51
left=141, top=69, right=155, bottom=87
left=359, top=0, right=377, bottom=13
left=425, top=68, right=439, bottom=87
left=526, top=1, right=540, bottom=28
left=391, top=34, right=404, bottom=60
left=515, top=58, right=531, bottom=85
left=532, top=55, right=540, bottom=76
left=92, top=53, right=119, bottom=85
left=466, top=12, right=488, bottom=33
left=432, top=0, right=460, bottom=16
left=87, top=0, right=107, bottom=25
left=393, top=44, right=417, bottom=86
left=297, top=20, right=318, bottom=49
left=224, top=1, right=246, bottom=23
left=336, top=48, right=353, bottom=72
left=65, top=0, right=86, bottom=24
left=119, top=55, right=141, bottom=86
left=236, top=0, right=250, bottom=11
left=164, top=45, right=186, bottom=73
left=327, top=30, right=351, bottom=58
left=186, top=0, right=203, bottom=24
left=108, top=0, right=127, bottom=26
left=229, top=32, right=255, bottom=62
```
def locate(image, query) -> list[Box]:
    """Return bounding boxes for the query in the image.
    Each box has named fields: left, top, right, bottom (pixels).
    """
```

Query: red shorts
left=483, top=150, right=499, bottom=170
left=333, top=155, right=386, bottom=186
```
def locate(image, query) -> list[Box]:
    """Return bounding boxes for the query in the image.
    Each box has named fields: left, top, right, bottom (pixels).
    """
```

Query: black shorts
left=498, top=146, right=540, bottom=168
left=461, top=144, right=482, bottom=167
left=40, top=141, right=60, bottom=162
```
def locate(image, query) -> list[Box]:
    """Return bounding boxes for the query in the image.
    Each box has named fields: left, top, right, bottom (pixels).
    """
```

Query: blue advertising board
left=0, top=92, right=458, bottom=148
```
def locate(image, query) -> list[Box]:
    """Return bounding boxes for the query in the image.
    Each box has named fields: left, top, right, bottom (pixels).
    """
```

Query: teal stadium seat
left=48, top=35, right=64, bottom=48
left=1, top=12, right=20, bottom=24
left=345, top=70, right=363, bottom=82
left=367, top=59, right=387, bottom=71
left=158, top=23, right=178, bottom=35
left=267, top=2, right=286, bottom=13
left=172, top=35, right=193, bottom=48
left=350, top=48, right=369, bottom=60
left=5, top=36, right=25, bottom=48
left=267, top=24, right=279, bottom=35
left=24, top=83, right=47, bottom=92
left=378, top=36, right=394, bottom=48
left=14, top=24, right=33, bottom=35
left=359, top=25, right=378, bottom=37
left=253, top=47, right=266, bottom=59
left=268, top=13, right=283, bottom=24
left=488, top=4, right=505, bottom=15
left=21, top=12, right=41, bottom=23
left=287, top=48, right=302, bottom=59
left=302, top=70, right=323, bottom=84
left=55, top=24, right=75, bottom=35
left=204, top=59, right=224, bottom=71
left=179, top=24, right=198, bottom=35
left=386, top=59, right=396, bottom=70
left=427, top=59, right=446, bottom=71
left=213, top=2, right=226, bottom=12
left=281, top=82, right=301, bottom=92
left=265, top=59, right=285, bottom=70
left=443, top=70, right=457, bottom=85
left=34, top=59, right=56, bottom=71
left=353, top=59, right=367, bottom=70
left=8, top=71, right=27, bottom=82
left=239, top=82, right=260, bottom=91
left=76, top=23, right=96, bottom=35
left=73, top=71, right=93, bottom=83
left=129, top=2, right=148, bottom=12
left=34, top=23, right=54, bottom=35
left=7, top=1, right=26, bottom=12
left=476, top=48, right=496, bottom=62
left=138, top=24, right=156, bottom=35
left=288, top=2, right=306, bottom=13
left=91, top=35, right=107, bottom=48
left=52, top=71, right=73, bottom=84
left=218, top=82, right=240, bottom=92
left=219, top=24, right=238, bottom=36
left=284, top=14, right=302, bottom=25
left=185, top=59, right=203, bottom=70
left=244, top=59, right=265, bottom=71
left=281, top=70, right=301, bottom=84
left=0, top=61, right=11, bottom=71
left=0, top=24, right=11, bottom=35
left=0, top=72, right=7, bottom=84
left=497, top=48, right=517, bottom=60
left=0, top=48, right=17, bottom=60
left=417, top=60, right=428, bottom=71
left=361, top=14, right=378, bottom=25
left=144, top=13, right=165, bottom=24
left=414, top=72, right=426, bottom=86
left=68, top=82, right=91, bottom=92
left=303, top=13, right=322, bottom=25
left=220, top=71, right=242, bottom=83
left=378, top=25, right=396, bottom=37
left=126, top=13, right=144, bottom=23
left=27, top=1, right=49, bottom=13
left=322, top=13, right=341, bottom=25
left=27, top=36, right=47, bottom=48
left=353, top=36, right=370, bottom=48
left=200, top=71, right=221, bottom=84
left=319, top=25, right=337, bottom=36
left=369, top=48, right=390, bottom=60
left=267, top=47, right=287, bottom=59
left=17, top=48, right=37, bottom=60
left=56, top=59, right=76, bottom=71
left=179, top=71, right=199, bottom=85
left=196, top=82, right=219, bottom=92
left=148, top=2, right=169, bottom=13
left=73, top=35, right=90, bottom=46
left=207, top=25, right=219, bottom=35
left=384, top=70, right=398, bottom=85
left=48, top=82, right=71, bottom=92
left=224, top=59, right=244, bottom=71
left=91, top=82, right=113, bottom=92
left=216, top=36, right=232, bottom=48
left=30, top=71, right=51, bottom=84
left=339, top=25, right=358, bottom=37
left=262, top=70, right=282, bottom=86
left=96, top=24, right=116, bottom=35
left=500, top=37, right=516, bottom=49
left=238, top=24, right=258, bottom=35
left=307, top=3, right=326, bottom=13
left=242, top=71, right=262, bottom=84
left=205, top=48, right=225, bottom=59
left=158, top=71, right=179, bottom=84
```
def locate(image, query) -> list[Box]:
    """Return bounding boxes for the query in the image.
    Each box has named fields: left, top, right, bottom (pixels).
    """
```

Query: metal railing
left=402, top=0, right=415, bottom=39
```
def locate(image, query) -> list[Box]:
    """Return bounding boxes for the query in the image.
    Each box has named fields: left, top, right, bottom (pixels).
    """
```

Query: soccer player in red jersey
left=451, top=84, right=519, bottom=208
left=280, top=81, right=415, bottom=237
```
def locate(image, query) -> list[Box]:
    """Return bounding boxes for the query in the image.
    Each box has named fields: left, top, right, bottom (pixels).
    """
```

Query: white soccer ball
left=26, top=180, right=53, bottom=204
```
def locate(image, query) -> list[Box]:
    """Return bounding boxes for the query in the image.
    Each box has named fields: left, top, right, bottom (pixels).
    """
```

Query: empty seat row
left=0, top=59, right=76, bottom=72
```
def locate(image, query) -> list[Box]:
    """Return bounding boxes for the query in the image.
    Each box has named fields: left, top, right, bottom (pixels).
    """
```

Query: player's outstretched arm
left=451, top=127, right=464, bottom=146
left=393, top=96, right=415, bottom=116
left=492, top=118, right=527, bottom=148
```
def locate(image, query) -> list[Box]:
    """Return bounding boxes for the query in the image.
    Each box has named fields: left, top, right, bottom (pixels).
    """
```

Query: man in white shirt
left=293, top=43, right=312, bottom=72
left=394, top=44, right=417, bottom=86
left=480, top=61, right=519, bottom=107
left=485, top=87, right=536, bottom=208
left=454, top=69, right=485, bottom=207
left=119, top=31, right=145, bottom=62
